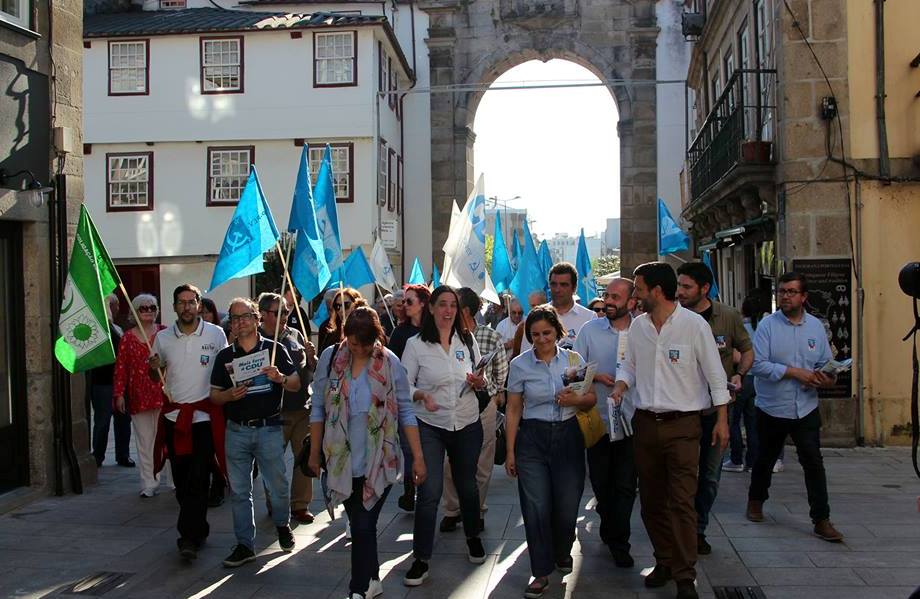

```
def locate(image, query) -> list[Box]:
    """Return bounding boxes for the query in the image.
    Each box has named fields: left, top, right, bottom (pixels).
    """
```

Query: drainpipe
left=854, top=174, right=867, bottom=446
left=874, top=0, right=890, bottom=180
left=397, top=1, right=419, bottom=283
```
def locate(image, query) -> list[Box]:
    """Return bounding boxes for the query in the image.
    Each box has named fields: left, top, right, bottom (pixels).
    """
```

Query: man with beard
left=150, top=284, right=228, bottom=560
left=675, top=262, right=752, bottom=555
left=610, top=262, right=728, bottom=599
left=574, top=278, right=638, bottom=567
left=746, top=272, right=842, bottom=542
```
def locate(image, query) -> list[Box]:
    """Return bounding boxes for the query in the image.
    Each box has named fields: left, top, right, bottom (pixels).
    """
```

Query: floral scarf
left=322, top=341, right=402, bottom=510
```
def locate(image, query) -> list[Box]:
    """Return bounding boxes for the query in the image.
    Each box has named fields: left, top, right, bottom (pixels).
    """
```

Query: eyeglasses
left=592, top=306, right=606, bottom=313
left=777, top=289, right=803, bottom=297
left=137, top=305, right=158, bottom=313
left=332, top=301, right=353, bottom=311
left=176, top=299, right=199, bottom=307
left=229, top=313, right=257, bottom=323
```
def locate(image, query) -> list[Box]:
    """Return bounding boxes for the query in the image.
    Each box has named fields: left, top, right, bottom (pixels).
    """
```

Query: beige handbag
left=567, top=352, right=605, bottom=448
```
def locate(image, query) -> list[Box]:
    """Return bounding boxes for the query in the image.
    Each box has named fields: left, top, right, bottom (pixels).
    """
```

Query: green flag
left=54, top=205, right=120, bottom=373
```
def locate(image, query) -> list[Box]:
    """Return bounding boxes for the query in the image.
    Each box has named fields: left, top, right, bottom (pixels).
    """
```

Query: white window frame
left=207, top=146, right=253, bottom=205
left=107, top=152, right=153, bottom=211
left=309, top=143, right=353, bottom=203
left=0, top=0, right=29, bottom=30
left=201, top=37, right=243, bottom=94
left=314, top=31, right=357, bottom=87
left=109, top=40, right=148, bottom=95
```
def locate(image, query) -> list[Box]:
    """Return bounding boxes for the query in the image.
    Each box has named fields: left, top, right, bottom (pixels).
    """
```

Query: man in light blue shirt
left=574, top=277, right=637, bottom=568
left=746, top=272, right=843, bottom=544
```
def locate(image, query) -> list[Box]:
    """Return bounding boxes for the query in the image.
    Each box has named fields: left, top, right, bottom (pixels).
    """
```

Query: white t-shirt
left=495, top=317, right=519, bottom=343
left=153, top=319, right=228, bottom=423
left=520, top=301, right=597, bottom=353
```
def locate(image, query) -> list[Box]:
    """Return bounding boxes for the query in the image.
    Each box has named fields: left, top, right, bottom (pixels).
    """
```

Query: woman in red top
left=113, top=293, right=167, bottom=497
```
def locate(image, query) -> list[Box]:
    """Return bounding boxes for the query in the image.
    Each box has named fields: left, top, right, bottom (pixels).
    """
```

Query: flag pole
left=374, top=282, right=396, bottom=329
left=276, top=232, right=311, bottom=344
left=270, top=243, right=290, bottom=367
left=116, top=281, right=170, bottom=398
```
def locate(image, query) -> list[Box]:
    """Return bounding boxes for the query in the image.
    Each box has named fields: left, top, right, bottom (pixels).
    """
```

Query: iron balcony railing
left=688, top=68, right=777, bottom=202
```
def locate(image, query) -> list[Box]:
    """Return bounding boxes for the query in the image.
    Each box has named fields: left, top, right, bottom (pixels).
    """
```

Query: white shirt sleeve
left=401, top=337, right=421, bottom=401
left=616, top=321, right=638, bottom=389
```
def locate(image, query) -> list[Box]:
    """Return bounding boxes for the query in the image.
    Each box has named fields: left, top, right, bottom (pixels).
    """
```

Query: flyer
left=562, top=361, right=597, bottom=396
left=231, top=349, right=270, bottom=384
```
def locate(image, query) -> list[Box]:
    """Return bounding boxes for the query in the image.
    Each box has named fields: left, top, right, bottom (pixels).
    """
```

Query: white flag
left=443, top=175, right=500, bottom=304
left=441, top=199, right=463, bottom=278
left=370, top=238, right=398, bottom=292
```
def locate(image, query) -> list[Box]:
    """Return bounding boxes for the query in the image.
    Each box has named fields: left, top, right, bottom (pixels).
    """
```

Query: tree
left=485, top=235, right=494, bottom=272
left=592, top=254, right=621, bottom=277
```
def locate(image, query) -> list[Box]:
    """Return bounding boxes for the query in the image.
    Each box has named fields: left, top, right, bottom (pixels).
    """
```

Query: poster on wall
left=791, top=259, right=852, bottom=399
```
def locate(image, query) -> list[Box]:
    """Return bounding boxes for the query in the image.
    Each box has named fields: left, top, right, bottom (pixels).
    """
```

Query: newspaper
left=459, top=348, right=501, bottom=396
left=819, top=358, right=852, bottom=375
left=561, top=361, right=597, bottom=396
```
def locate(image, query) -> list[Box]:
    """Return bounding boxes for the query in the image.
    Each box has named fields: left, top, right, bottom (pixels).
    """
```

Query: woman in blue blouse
left=310, top=307, right=426, bottom=599
left=504, top=305, right=597, bottom=599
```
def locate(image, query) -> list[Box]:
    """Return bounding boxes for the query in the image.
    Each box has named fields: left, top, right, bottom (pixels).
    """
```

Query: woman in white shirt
left=400, top=285, right=489, bottom=587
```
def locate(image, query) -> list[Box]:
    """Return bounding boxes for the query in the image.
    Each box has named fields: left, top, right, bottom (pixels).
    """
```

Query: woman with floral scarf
left=310, top=306, right=426, bottom=599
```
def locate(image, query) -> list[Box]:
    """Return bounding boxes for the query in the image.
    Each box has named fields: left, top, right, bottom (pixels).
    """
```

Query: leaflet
left=230, top=349, right=270, bottom=384
left=820, top=358, right=852, bottom=375
left=561, top=361, right=597, bottom=396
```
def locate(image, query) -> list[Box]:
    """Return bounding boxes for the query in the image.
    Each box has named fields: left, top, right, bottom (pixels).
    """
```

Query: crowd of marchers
left=85, top=259, right=843, bottom=599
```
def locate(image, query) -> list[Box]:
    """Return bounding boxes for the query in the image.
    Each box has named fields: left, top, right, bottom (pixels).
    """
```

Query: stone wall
left=419, top=0, right=659, bottom=274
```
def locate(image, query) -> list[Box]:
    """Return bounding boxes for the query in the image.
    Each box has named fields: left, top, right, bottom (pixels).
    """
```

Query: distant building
left=603, top=218, right=620, bottom=253
left=485, top=205, right=526, bottom=246
left=547, top=232, right=603, bottom=265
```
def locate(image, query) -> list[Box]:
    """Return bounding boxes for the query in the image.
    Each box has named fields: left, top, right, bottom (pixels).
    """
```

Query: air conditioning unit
left=682, top=12, right=706, bottom=37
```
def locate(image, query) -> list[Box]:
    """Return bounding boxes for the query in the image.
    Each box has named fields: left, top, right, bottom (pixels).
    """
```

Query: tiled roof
left=84, top=8, right=386, bottom=38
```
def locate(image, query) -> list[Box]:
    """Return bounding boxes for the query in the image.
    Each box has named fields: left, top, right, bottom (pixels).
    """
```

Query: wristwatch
left=282, top=375, right=288, bottom=387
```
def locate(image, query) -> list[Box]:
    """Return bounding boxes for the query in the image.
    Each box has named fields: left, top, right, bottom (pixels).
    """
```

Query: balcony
left=687, top=69, right=777, bottom=205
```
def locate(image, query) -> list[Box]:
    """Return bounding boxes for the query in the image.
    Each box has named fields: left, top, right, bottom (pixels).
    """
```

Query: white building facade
left=547, top=232, right=604, bottom=265
left=83, top=0, right=432, bottom=322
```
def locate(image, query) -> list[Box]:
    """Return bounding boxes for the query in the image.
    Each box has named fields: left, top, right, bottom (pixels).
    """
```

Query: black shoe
left=277, top=526, right=295, bottom=552
left=478, top=518, right=485, bottom=534
left=555, top=555, right=573, bottom=573
left=644, top=565, right=672, bottom=588
left=403, top=559, right=429, bottom=586
left=696, top=533, right=711, bottom=555
left=676, top=579, right=699, bottom=599
left=222, top=544, right=256, bottom=568
left=439, top=515, right=461, bottom=532
left=467, top=537, right=486, bottom=564
left=208, top=485, right=225, bottom=508
left=177, top=538, right=198, bottom=560
left=397, top=493, right=415, bottom=512
left=117, top=458, right=136, bottom=468
left=610, top=548, right=634, bottom=568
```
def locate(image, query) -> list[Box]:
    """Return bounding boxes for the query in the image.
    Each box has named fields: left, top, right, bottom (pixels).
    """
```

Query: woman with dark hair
left=199, top=297, right=221, bottom=326
left=317, top=288, right=366, bottom=355
left=400, top=285, right=489, bottom=587
left=310, top=306, right=426, bottom=599
left=504, top=305, right=597, bottom=599
left=587, top=297, right=606, bottom=318
left=725, top=295, right=766, bottom=473
left=387, top=283, right=431, bottom=512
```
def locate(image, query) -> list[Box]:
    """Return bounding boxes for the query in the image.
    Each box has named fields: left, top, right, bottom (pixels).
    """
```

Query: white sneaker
left=773, top=459, right=784, bottom=473
left=345, top=520, right=351, bottom=540
left=366, top=578, right=383, bottom=598
left=139, top=488, right=157, bottom=498
left=722, top=460, right=745, bottom=473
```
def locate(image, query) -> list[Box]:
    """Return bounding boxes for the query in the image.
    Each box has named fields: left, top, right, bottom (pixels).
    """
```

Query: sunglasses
left=137, top=305, right=158, bottom=313
left=592, top=306, right=605, bottom=313
left=404, top=298, right=420, bottom=306
left=333, top=301, right=353, bottom=311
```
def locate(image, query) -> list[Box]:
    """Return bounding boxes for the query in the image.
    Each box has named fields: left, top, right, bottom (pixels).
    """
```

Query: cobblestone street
left=1, top=446, right=919, bottom=598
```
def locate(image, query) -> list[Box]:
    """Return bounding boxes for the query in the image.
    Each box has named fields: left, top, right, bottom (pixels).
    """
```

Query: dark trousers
left=90, top=384, right=132, bottom=464
left=729, top=375, right=758, bottom=467
left=165, top=420, right=213, bottom=543
left=748, top=407, right=830, bottom=523
left=633, top=410, right=701, bottom=583
left=516, top=418, right=585, bottom=578
left=343, top=478, right=391, bottom=594
left=413, top=419, right=483, bottom=560
left=585, top=433, right=637, bottom=552
left=695, top=412, right=724, bottom=535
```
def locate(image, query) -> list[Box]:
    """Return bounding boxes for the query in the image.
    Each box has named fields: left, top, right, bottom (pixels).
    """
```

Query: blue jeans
left=91, top=384, right=131, bottom=464
left=695, top=412, right=724, bottom=535
left=225, top=421, right=291, bottom=548
left=343, top=478, right=391, bottom=594
left=515, top=418, right=585, bottom=578
left=413, top=419, right=483, bottom=561
left=729, top=375, right=758, bottom=467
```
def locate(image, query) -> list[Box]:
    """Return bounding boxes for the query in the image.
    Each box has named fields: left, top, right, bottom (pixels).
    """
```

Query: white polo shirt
left=520, top=301, right=597, bottom=353
left=153, top=318, right=228, bottom=423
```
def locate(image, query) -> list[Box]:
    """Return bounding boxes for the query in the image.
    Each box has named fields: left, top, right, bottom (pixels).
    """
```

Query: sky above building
left=473, top=59, right=620, bottom=240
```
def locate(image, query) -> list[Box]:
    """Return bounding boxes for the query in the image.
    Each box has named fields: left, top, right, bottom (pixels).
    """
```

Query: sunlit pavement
left=1, top=446, right=919, bottom=598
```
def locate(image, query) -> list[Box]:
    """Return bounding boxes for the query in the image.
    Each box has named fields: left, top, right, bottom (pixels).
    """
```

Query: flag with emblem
left=54, top=205, right=120, bottom=373
left=209, top=167, right=280, bottom=291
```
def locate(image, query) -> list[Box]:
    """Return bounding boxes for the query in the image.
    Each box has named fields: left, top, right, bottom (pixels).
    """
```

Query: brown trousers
left=282, top=408, right=314, bottom=510
left=633, top=410, right=702, bottom=582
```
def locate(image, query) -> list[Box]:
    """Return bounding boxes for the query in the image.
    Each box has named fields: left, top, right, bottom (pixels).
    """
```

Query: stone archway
left=421, top=0, right=660, bottom=273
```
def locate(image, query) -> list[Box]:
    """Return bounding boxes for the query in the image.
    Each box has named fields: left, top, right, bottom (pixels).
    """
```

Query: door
left=114, top=264, right=161, bottom=329
left=0, top=222, right=28, bottom=491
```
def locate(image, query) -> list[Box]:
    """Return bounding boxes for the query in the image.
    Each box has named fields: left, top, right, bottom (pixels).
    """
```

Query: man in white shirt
left=519, top=262, right=596, bottom=354
left=495, top=297, right=523, bottom=358
left=611, top=262, right=729, bottom=599
left=150, top=284, right=228, bottom=561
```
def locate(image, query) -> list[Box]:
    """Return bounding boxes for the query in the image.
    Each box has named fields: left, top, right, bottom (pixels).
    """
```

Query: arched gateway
left=420, top=0, right=660, bottom=273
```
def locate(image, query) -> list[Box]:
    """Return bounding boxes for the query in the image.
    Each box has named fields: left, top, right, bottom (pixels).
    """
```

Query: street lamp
left=488, top=194, right=522, bottom=241
left=0, top=168, right=53, bottom=208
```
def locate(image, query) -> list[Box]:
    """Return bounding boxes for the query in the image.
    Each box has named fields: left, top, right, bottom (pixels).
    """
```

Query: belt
left=636, top=409, right=699, bottom=422
left=229, top=415, right=282, bottom=428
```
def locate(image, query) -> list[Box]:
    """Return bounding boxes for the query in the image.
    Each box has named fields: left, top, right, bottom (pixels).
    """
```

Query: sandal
left=523, top=577, right=549, bottom=599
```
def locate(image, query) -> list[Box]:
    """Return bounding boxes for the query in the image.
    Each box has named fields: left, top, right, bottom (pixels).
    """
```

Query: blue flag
left=575, top=229, right=595, bottom=305
left=658, top=198, right=690, bottom=255
left=702, top=251, right=720, bottom=300
left=511, top=229, right=522, bottom=272
left=432, top=263, right=441, bottom=288
left=312, top=298, right=330, bottom=328
left=288, top=146, right=331, bottom=301
left=209, top=167, right=280, bottom=291
left=408, top=257, right=426, bottom=285
left=509, top=220, right=544, bottom=316
left=330, top=247, right=376, bottom=289
left=314, top=145, right=344, bottom=272
left=491, top=212, right=513, bottom=293
left=537, top=240, right=553, bottom=291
